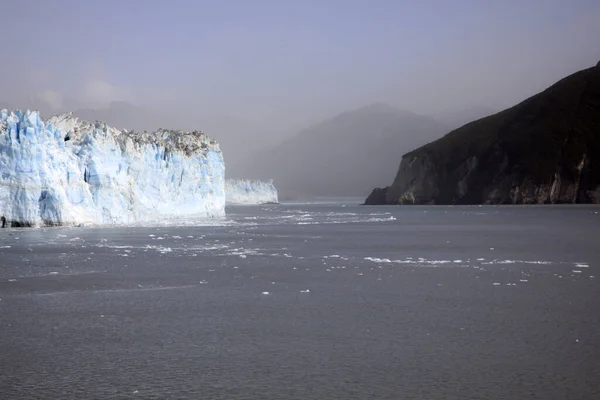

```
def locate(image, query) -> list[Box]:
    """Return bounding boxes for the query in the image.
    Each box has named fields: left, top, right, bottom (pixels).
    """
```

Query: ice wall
left=225, top=179, right=278, bottom=205
left=0, top=110, right=225, bottom=227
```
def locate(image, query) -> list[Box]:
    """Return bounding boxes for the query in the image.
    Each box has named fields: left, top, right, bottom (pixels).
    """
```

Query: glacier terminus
left=0, top=109, right=225, bottom=227
left=225, top=179, right=278, bottom=205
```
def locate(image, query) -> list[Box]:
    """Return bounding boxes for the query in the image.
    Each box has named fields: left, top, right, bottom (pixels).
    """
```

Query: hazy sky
left=1, top=0, right=599, bottom=129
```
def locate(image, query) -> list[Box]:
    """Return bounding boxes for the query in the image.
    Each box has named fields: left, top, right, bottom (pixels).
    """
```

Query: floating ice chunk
left=575, top=264, right=589, bottom=268
left=261, top=291, right=270, bottom=295
left=300, top=289, right=310, bottom=293
left=49, top=272, right=58, bottom=275
left=572, top=270, right=582, bottom=273
left=477, top=258, right=485, bottom=261
left=8, top=279, right=17, bottom=282
left=493, top=282, right=501, bottom=286
left=519, top=279, right=528, bottom=282
left=364, top=257, right=391, bottom=263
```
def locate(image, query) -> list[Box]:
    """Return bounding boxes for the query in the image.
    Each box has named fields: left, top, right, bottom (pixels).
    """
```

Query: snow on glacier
left=0, top=109, right=225, bottom=226
left=225, top=179, right=278, bottom=205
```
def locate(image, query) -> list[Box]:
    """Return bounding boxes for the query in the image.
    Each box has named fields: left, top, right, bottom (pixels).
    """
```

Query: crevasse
left=0, top=109, right=225, bottom=226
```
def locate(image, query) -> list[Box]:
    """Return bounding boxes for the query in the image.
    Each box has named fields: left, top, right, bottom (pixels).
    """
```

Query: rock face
left=225, top=179, right=278, bottom=204
left=0, top=110, right=225, bottom=226
left=369, top=64, right=600, bottom=205
left=363, top=187, right=389, bottom=205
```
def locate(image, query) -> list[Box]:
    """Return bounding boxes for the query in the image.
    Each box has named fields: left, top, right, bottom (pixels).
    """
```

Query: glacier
left=0, top=109, right=225, bottom=227
left=225, top=179, right=278, bottom=205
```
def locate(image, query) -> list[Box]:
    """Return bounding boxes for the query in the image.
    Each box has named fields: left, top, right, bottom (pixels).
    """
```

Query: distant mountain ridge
left=365, top=63, right=600, bottom=205
left=229, top=103, right=448, bottom=199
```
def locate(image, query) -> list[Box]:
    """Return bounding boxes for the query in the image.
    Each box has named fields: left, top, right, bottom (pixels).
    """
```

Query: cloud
left=82, top=79, right=132, bottom=107
left=34, top=90, right=64, bottom=110
left=28, top=68, right=53, bottom=84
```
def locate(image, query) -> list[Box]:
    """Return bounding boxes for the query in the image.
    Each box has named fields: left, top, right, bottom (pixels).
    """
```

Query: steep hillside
left=366, top=63, right=600, bottom=205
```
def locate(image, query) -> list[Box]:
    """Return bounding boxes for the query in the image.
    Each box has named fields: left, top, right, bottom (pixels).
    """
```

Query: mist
left=2, top=0, right=599, bottom=196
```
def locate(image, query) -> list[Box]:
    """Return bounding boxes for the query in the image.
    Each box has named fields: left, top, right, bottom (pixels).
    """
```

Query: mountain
left=365, top=63, right=600, bottom=205
left=228, top=103, right=447, bottom=199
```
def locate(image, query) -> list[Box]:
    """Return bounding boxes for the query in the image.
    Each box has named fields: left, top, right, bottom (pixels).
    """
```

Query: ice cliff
left=0, top=110, right=225, bottom=227
left=225, top=179, right=278, bottom=204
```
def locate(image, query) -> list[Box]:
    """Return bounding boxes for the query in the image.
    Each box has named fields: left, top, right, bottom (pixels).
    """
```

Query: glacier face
left=225, top=179, right=278, bottom=205
left=0, top=110, right=225, bottom=227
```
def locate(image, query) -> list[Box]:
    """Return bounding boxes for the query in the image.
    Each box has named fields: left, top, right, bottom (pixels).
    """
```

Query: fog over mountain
left=228, top=103, right=448, bottom=198
left=71, top=102, right=291, bottom=167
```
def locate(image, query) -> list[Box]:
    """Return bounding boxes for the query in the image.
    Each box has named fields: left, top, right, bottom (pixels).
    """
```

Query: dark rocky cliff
left=366, top=63, right=600, bottom=205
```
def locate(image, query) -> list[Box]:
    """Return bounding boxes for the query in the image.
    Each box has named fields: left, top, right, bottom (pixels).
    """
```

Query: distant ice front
left=225, top=179, right=278, bottom=204
left=0, top=110, right=225, bottom=227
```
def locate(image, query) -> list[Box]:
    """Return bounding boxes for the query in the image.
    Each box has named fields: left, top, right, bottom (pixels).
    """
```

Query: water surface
left=1, top=203, right=599, bottom=399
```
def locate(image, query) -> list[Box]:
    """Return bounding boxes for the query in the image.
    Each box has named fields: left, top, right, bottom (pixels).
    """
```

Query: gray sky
left=1, top=0, right=599, bottom=132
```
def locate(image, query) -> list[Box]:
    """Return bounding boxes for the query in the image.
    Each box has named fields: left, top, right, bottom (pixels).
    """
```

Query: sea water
left=1, top=202, right=599, bottom=399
